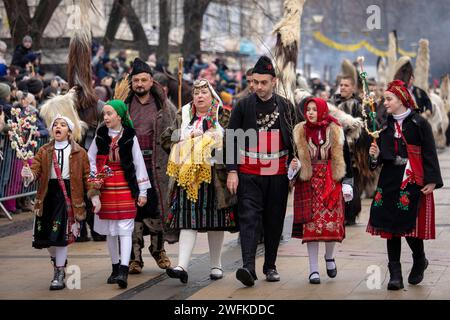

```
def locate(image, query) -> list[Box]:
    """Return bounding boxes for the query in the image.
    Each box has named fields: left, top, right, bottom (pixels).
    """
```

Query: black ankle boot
left=107, top=262, right=121, bottom=284
left=408, top=255, right=429, bottom=285
left=49, top=267, right=66, bottom=290
left=387, top=262, right=404, bottom=290
left=116, top=265, right=129, bottom=289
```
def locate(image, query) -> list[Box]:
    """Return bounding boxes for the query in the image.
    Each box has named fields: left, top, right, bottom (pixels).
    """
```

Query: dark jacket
left=372, top=111, right=443, bottom=188
left=126, top=85, right=177, bottom=218
left=225, top=93, right=298, bottom=172
left=412, top=86, right=432, bottom=114
left=11, top=44, right=32, bottom=69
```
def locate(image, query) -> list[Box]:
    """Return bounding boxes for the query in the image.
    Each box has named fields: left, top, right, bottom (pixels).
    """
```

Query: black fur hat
left=253, top=55, right=276, bottom=77
left=130, top=57, right=153, bottom=77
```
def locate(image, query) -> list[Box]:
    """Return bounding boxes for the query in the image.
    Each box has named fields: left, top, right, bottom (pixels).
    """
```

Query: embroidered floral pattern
left=37, top=220, right=42, bottom=232
left=397, top=191, right=410, bottom=211
left=373, top=188, right=383, bottom=207
left=52, top=220, right=61, bottom=233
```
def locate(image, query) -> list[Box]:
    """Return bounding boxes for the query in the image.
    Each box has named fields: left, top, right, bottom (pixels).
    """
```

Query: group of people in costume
left=20, top=54, right=442, bottom=292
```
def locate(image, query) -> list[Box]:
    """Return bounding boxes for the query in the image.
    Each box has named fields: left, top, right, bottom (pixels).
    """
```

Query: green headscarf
left=105, top=99, right=134, bottom=128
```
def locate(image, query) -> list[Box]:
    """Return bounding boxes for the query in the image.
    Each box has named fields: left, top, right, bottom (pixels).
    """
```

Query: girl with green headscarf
left=87, top=99, right=151, bottom=289
left=105, top=99, right=134, bottom=128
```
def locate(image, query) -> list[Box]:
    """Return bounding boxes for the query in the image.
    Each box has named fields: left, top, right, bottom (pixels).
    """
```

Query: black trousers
left=238, top=173, right=289, bottom=274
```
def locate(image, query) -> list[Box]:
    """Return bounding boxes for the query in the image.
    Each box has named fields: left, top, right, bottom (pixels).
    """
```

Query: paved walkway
left=0, top=147, right=449, bottom=300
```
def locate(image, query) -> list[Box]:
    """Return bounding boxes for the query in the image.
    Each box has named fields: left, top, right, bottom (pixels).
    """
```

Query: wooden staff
left=178, top=57, right=184, bottom=111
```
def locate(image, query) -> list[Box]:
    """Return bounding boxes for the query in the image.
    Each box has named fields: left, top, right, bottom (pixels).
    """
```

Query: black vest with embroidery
left=95, top=125, right=140, bottom=198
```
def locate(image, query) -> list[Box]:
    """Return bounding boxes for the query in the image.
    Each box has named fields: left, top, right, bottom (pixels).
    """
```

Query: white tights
left=175, top=229, right=224, bottom=272
left=47, top=246, right=68, bottom=267
left=306, top=242, right=336, bottom=278
left=107, top=235, right=132, bottom=266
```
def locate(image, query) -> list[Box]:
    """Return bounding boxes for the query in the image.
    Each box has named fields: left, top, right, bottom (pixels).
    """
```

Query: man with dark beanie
left=226, top=55, right=297, bottom=286
left=27, top=78, right=44, bottom=103
left=125, top=57, right=176, bottom=273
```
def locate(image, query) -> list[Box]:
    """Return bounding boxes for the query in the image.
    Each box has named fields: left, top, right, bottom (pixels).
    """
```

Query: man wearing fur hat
left=330, top=62, right=367, bottom=226
left=227, top=55, right=296, bottom=286
left=126, top=57, right=176, bottom=273
left=393, top=57, right=432, bottom=114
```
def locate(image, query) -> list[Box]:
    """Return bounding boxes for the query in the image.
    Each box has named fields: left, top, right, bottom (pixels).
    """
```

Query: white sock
left=307, top=242, right=319, bottom=279
left=55, top=246, right=68, bottom=267
left=208, top=231, right=224, bottom=274
left=119, top=235, right=132, bottom=266
left=107, top=235, right=120, bottom=264
left=176, top=229, right=197, bottom=271
left=325, top=242, right=336, bottom=270
left=47, top=246, right=56, bottom=259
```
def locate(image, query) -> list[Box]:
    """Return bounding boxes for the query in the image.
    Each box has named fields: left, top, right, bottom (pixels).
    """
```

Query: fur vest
left=293, top=121, right=346, bottom=182
left=95, top=125, right=140, bottom=198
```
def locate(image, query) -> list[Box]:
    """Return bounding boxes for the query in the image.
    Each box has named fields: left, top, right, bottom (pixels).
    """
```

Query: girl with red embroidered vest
left=367, top=80, right=443, bottom=290
left=289, top=97, right=353, bottom=284
left=21, top=114, right=92, bottom=291
left=88, top=100, right=151, bottom=289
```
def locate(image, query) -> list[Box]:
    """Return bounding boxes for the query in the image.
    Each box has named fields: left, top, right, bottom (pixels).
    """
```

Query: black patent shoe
left=166, top=266, right=188, bottom=284
left=309, top=272, right=320, bottom=284
left=325, top=256, right=337, bottom=278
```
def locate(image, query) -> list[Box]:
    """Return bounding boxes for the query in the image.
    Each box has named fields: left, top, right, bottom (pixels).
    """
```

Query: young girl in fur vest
left=21, top=114, right=92, bottom=290
left=289, top=97, right=353, bottom=284
left=88, top=100, right=151, bottom=289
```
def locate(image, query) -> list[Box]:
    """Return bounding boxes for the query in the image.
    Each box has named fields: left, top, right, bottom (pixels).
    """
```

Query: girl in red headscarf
left=289, top=97, right=353, bottom=284
left=367, top=80, right=443, bottom=291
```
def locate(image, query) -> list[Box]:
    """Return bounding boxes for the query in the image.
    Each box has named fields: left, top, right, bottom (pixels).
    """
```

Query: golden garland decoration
left=313, top=31, right=416, bottom=58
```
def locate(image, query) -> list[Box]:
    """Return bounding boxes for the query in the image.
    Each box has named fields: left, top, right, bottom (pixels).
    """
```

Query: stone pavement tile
left=0, top=223, right=239, bottom=300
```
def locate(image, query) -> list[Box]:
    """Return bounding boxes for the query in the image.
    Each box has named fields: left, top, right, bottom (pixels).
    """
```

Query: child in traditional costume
left=367, top=80, right=443, bottom=290
left=21, top=113, right=91, bottom=290
left=88, top=100, right=151, bottom=289
left=289, top=97, right=353, bottom=284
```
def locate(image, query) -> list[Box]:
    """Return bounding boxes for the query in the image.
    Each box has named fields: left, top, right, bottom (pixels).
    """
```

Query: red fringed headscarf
left=386, top=80, right=417, bottom=109
left=304, top=97, right=341, bottom=145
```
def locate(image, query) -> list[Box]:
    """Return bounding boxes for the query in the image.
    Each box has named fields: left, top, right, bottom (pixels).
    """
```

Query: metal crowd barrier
left=0, top=134, right=49, bottom=220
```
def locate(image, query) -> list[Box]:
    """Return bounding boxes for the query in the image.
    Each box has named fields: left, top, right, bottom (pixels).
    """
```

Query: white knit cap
left=49, top=114, right=75, bottom=132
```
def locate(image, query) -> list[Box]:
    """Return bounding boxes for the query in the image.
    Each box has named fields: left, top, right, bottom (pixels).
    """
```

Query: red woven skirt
left=98, top=162, right=137, bottom=220
left=367, top=193, right=435, bottom=240
left=292, top=161, right=345, bottom=242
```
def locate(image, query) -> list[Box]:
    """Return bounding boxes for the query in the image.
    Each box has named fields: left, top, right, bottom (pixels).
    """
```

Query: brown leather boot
left=128, top=261, right=142, bottom=274
left=151, top=249, right=171, bottom=269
